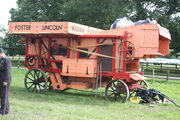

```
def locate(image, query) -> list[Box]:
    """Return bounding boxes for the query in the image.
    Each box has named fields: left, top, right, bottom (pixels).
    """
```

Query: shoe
left=0, top=112, right=5, bottom=116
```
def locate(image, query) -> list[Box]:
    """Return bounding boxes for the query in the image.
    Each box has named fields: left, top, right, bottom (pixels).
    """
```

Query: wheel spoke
left=33, top=71, right=36, bottom=79
left=26, top=81, right=33, bottom=84
left=29, top=71, right=35, bottom=78
left=112, top=82, right=117, bottom=88
left=116, top=94, right=123, bottom=100
left=119, top=94, right=125, bottom=99
left=110, top=86, right=115, bottom=91
left=38, top=84, right=42, bottom=91
left=130, top=91, right=135, bottom=96
left=107, top=89, right=114, bottom=92
left=119, top=95, right=125, bottom=102
left=39, top=83, right=45, bottom=88
left=32, top=85, right=36, bottom=92
left=27, top=77, right=34, bottom=81
left=114, top=94, right=117, bottom=101
left=34, top=71, right=39, bottom=80
left=107, top=92, right=114, bottom=97
left=28, top=83, right=34, bottom=90
left=35, top=85, right=38, bottom=93
left=37, top=71, right=41, bottom=79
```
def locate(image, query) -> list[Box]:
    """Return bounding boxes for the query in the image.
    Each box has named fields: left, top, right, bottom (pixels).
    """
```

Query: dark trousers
left=0, top=84, right=9, bottom=115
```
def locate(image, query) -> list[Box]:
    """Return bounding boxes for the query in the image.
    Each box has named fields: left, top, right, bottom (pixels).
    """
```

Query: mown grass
left=1, top=68, right=180, bottom=120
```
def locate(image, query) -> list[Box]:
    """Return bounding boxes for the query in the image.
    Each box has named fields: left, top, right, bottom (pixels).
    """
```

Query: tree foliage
left=3, top=0, right=180, bottom=55
left=10, top=0, right=132, bottom=29
left=130, top=0, right=180, bottom=53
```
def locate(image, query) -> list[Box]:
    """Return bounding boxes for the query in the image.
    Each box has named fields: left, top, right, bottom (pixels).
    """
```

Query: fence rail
left=8, top=55, right=24, bottom=68
left=141, top=64, right=180, bottom=80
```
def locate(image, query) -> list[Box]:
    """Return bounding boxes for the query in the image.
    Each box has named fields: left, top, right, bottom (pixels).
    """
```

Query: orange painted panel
left=62, top=59, right=97, bottom=77
left=130, top=73, right=146, bottom=81
left=80, top=38, right=97, bottom=58
left=61, top=73, right=95, bottom=78
left=69, top=81, right=92, bottom=89
left=100, top=24, right=170, bottom=58
left=158, top=36, right=169, bottom=55
left=27, top=38, right=39, bottom=55
left=70, top=39, right=78, bottom=58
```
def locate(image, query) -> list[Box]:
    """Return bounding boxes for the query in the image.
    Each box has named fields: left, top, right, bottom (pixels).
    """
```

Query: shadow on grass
left=10, top=85, right=110, bottom=106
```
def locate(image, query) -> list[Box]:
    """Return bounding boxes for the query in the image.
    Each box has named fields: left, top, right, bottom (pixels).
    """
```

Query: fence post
left=152, top=69, right=155, bottom=77
left=152, top=69, right=155, bottom=82
left=17, top=55, right=21, bottom=69
left=166, top=70, right=170, bottom=81
left=12, top=55, right=14, bottom=60
left=146, top=62, right=149, bottom=69
left=141, top=65, right=144, bottom=72
left=175, top=64, right=177, bottom=69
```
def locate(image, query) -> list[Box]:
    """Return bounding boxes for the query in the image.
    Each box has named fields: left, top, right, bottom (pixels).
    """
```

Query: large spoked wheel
left=105, top=80, right=129, bottom=103
left=24, top=68, right=48, bottom=93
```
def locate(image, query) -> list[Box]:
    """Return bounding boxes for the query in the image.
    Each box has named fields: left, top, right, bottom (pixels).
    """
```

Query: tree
left=1, top=24, right=24, bottom=55
left=4, top=0, right=180, bottom=55
left=149, top=0, right=180, bottom=53
left=0, top=36, right=2, bottom=45
left=61, top=0, right=132, bottom=29
left=10, top=0, right=66, bottom=22
left=9, top=0, right=132, bottom=29
left=130, top=0, right=180, bottom=54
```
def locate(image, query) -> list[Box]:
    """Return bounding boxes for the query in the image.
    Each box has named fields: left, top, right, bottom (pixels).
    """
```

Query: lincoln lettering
left=42, top=25, right=62, bottom=30
left=15, top=25, right=31, bottom=30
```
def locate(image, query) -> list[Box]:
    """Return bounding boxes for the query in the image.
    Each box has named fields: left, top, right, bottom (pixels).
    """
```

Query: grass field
left=1, top=68, right=180, bottom=120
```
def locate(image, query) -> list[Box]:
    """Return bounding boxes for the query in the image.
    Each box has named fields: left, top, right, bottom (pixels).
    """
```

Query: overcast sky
left=0, top=0, right=17, bottom=29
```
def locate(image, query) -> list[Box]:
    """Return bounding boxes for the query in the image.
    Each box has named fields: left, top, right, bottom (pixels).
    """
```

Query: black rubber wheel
left=24, top=68, right=48, bottom=93
left=105, top=80, right=129, bottom=103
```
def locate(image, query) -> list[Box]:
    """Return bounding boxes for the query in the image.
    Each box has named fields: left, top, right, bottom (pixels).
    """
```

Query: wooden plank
left=8, top=22, right=103, bottom=35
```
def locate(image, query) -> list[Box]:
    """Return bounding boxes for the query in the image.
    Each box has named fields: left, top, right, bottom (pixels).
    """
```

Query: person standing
left=0, top=48, right=12, bottom=115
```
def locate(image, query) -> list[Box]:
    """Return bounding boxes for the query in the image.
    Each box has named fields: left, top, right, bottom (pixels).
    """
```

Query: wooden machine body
left=8, top=22, right=170, bottom=91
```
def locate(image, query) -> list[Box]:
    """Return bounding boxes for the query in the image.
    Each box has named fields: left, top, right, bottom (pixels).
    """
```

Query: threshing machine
left=8, top=22, right=170, bottom=102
